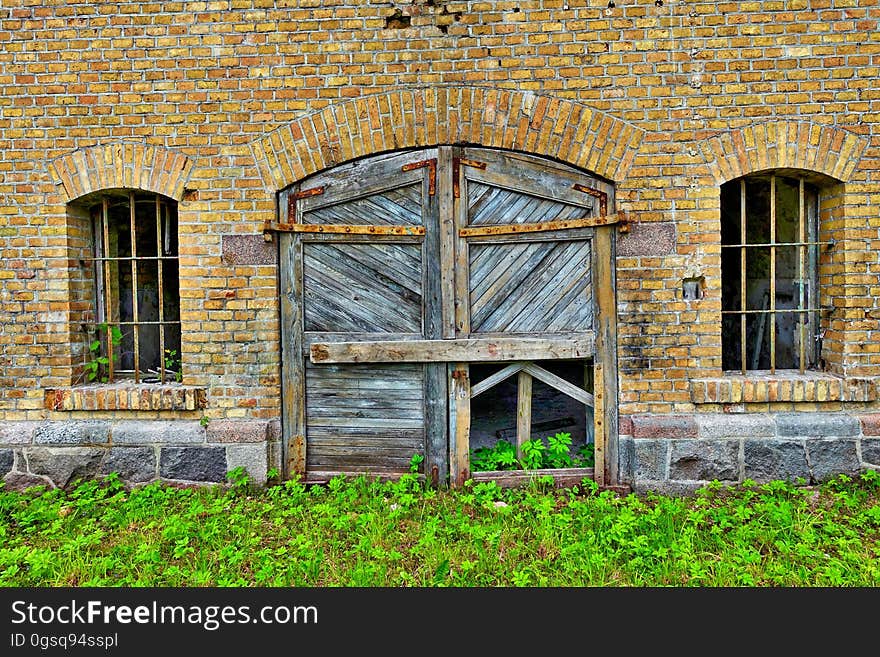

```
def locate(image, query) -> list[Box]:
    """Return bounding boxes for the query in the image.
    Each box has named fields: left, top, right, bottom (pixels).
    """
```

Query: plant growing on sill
left=470, top=432, right=595, bottom=472
left=83, top=322, right=123, bottom=383
left=164, top=348, right=183, bottom=383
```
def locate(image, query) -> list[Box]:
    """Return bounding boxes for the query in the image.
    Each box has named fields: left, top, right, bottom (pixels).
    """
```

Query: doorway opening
left=469, top=359, right=595, bottom=470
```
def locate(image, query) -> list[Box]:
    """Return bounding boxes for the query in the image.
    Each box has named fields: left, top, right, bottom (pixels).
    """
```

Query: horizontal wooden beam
left=310, top=336, right=595, bottom=364
left=264, top=222, right=425, bottom=236
left=470, top=467, right=594, bottom=488
left=458, top=214, right=621, bottom=237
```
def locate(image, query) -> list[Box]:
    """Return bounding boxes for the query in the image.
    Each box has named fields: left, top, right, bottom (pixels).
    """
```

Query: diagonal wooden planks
left=302, top=182, right=424, bottom=225
left=469, top=240, right=593, bottom=333
left=468, top=182, right=590, bottom=226
left=303, top=243, right=423, bottom=333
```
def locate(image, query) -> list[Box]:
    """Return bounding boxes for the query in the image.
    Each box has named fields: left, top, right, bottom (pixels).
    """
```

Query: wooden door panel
left=281, top=146, right=617, bottom=486
left=468, top=240, right=593, bottom=334
left=296, top=148, right=433, bottom=215
left=461, top=148, right=601, bottom=216
left=304, top=362, right=425, bottom=472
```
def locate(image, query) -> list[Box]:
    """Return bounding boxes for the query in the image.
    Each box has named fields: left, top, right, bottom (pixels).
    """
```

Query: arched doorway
left=273, top=146, right=620, bottom=487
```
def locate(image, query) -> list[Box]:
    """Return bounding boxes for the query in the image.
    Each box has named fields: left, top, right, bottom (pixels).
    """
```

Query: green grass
left=1, top=468, right=879, bottom=587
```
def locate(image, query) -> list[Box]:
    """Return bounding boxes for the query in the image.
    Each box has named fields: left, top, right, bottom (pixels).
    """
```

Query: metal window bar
left=101, top=198, right=115, bottom=383
left=740, top=179, right=746, bottom=374
left=724, top=176, right=823, bottom=374
left=156, top=196, right=166, bottom=384
left=798, top=178, right=806, bottom=372
left=129, top=191, right=140, bottom=383
left=770, top=175, right=776, bottom=374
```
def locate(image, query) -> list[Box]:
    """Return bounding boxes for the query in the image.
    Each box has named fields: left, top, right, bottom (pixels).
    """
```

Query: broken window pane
left=88, top=191, right=181, bottom=383
left=720, top=174, right=820, bottom=373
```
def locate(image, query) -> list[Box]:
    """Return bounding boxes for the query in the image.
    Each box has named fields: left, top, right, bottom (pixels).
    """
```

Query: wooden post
left=449, top=363, right=470, bottom=488
left=516, top=370, right=533, bottom=459
left=280, top=224, right=307, bottom=479
left=592, top=362, right=605, bottom=486
left=593, top=224, right=618, bottom=487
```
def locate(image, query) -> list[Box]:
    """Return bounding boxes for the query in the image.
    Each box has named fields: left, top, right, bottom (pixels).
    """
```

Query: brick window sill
left=44, top=383, right=207, bottom=412
left=690, top=372, right=877, bottom=404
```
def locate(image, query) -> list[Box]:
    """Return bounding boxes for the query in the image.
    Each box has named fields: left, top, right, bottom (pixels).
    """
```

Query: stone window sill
left=44, top=383, right=207, bottom=412
left=689, top=371, right=877, bottom=404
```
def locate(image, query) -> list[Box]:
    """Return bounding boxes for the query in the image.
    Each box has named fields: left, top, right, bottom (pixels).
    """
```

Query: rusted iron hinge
left=572, top=183, right=608, bottom=217
left=264, top=186, right=325, bottom=239
left=571, top=183, right=628, bottom=233
left=452, top=157, right=487, bottom=198
left=401, top=158, right=437, bottom=196
left=287, top=186, right=325, bottom=222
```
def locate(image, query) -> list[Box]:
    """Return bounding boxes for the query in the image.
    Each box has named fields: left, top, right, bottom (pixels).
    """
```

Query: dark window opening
left=87, top=191, right=181, bottom=383
left=721, top=174, right=822, bottom=373
left=468, top=360, right=594, bottom=470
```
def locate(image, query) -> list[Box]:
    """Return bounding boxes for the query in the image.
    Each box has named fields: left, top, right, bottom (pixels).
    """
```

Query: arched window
left=720, top=173, right=823, bottom=373
left=86, top=190, right=181, bottom=383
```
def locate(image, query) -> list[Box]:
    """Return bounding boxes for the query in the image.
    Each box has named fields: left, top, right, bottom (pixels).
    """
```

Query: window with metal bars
left=87, top=191, right=181, bottom=383
left=721, top=173, right=825, bottom=374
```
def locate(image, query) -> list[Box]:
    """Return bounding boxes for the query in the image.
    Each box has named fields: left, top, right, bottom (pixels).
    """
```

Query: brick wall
left=1, top=0, right=879, bottom=489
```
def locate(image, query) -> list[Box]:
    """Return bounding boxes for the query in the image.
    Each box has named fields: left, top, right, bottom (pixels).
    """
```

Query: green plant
left=470, top=439, right=518, bottom=471
left=470, top=433, right=595, bottom=471
left=164, top=349, right=183, bottom=382
left=519, top=438, right=546, bottom=469
left=226, top=466, right=251, bottom=493
left=83, top=322, right=123, bottom=383
left=575, top=442, right=595, bottom=468
left=199, top=416, right=210, bottom=428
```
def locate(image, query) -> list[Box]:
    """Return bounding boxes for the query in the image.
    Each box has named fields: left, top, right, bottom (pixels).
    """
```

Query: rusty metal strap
left=264, top=222, right=426, bottom=236
left=458, top=214, right=624, bottom=237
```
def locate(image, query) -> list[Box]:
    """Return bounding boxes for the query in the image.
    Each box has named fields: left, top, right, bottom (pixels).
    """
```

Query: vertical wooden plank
left=584, top=360, right=594, bottom=445
left=592, top=224, right=618, bottom=487
left=516, top=370, right=532, bottom=459
left=448, top=363, right=470, bottom=488
left=280, top=191, right=307, bottom=478
left=453, top=147, right=470, bottom=337
left=423, top=147, right=447, bottom=485
left=437, top=145, right=457, bottom=339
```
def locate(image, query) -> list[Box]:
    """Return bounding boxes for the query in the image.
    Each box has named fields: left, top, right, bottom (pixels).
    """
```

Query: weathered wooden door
left=275, top=147, right=619, bottom=486
left=277, top=149, right=444, bottom=482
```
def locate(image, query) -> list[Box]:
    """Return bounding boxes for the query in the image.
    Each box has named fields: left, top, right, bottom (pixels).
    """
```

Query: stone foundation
left=0, top=419, right=281, bottom=491
left=619, top=412, right=880, bottom=495
left=5, top=413, right=880, bottom=494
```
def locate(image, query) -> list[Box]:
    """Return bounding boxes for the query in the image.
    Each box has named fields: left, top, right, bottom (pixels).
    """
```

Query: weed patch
left=1, top=469, right=878, bottom=586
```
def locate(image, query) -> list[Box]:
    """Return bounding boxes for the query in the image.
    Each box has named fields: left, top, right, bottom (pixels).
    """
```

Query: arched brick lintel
left=699, top=121, right=869, bottom=184
left=48, top=142, right=195, bottom=202
left=251, top=87, right=645, bottom=191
